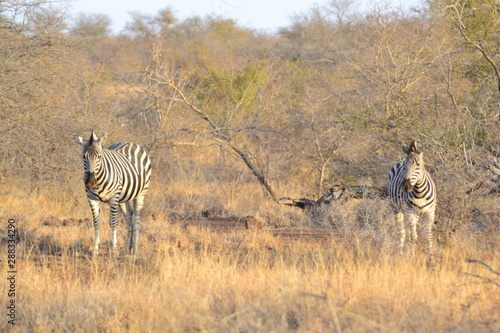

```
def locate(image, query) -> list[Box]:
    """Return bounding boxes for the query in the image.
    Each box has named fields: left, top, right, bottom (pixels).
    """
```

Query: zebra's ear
left=403, top=139, right=421, bottom=154
left=402, top=142, right=410, bottom=154
left=90, top=130, right=99, bottom=144
left=73, top=134, right=87, bottom=146
left=99, top=133, right=108, bottom=146
left=88, top=131, right=107, bottom=146
left=410, top=140, right=421, bottom=154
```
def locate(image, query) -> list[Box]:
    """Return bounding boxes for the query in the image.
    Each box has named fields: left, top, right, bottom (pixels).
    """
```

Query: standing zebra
left=388, top=139, right=437, bottom=266
left=73, top=131, right=152, bottom=256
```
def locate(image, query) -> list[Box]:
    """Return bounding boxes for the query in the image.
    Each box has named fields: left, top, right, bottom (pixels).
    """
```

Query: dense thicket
left=1, top=0, right=499, bottom=231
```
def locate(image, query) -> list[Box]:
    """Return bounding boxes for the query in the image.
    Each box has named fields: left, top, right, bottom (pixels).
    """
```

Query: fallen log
left=278, top=185, right=387, bottom=210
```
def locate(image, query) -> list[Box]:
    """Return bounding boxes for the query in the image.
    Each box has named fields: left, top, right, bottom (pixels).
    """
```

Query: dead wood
left=278, top=185, right=387, bottom=210
left=465, top=259, right=500, bottom=288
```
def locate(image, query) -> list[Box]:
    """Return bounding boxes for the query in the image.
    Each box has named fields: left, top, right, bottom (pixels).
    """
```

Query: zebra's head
left=402, top=139, right=424, bottom=193
left=73, top=131, right=108, bottom=188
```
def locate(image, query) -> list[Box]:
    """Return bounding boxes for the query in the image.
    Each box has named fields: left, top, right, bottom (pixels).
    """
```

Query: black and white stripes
left=74, top=131, right=152, bottom=255
left=388, top=139, right=437, bottom=266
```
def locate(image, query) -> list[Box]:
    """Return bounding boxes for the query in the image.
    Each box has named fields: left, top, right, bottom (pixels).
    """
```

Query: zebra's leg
left=89, top=199, right=101, bottom=257
left=129, top=195, right=145, bottom=254
left=396, top=211, right=405, bottom=254
left=408, top=212, right=418, bottom=256
left=109, top=194, right=121, bottom=256
left=423, top=210, right=435, bottom=268
left=121, top=202, right=133, bottom=253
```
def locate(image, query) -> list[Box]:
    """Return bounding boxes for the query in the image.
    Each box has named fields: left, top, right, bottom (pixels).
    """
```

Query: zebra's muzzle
left=403, top=179, right=413, bottom=192
left=86, top=172, right=98, bottom=188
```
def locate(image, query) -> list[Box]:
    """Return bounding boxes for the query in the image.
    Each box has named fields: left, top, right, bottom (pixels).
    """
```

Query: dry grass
left=1, top=215, right=499, bottom=332
left=1, top=180, right=499, bottom=332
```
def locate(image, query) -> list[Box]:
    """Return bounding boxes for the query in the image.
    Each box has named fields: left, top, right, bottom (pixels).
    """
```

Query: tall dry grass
left=1, top=176, right=499, bottom=332
left=1, top=211, right=499, bottom=332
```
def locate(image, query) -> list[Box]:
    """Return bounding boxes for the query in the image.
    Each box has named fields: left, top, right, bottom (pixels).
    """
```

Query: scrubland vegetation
left=0, top=217, right=499, bottom=332
left=0, top=0, right=499, bottom=331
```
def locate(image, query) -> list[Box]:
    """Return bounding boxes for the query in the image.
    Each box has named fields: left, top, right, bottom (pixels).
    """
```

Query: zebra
left=73, top=131, right=152, bottom=256
left=388, top=139, right=437, bottom=266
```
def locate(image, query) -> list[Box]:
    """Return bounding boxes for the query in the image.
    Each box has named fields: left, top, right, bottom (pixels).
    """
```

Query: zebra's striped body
left=74, top=131, right=152, bottom=256
left=388, top=140, right=437, bottom=266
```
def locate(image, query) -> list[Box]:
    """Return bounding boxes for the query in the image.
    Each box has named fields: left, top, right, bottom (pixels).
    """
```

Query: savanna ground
left=1, top=179, right=499, bottom=332
left=2, top=0, right=500, bottom=331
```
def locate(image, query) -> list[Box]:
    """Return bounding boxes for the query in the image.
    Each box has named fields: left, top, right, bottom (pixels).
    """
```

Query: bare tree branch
left=164, top=70, right=279, bottom=202
left=467, top=259, right=500, bottom=275
left=465, top=259, right=500, bottom=288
